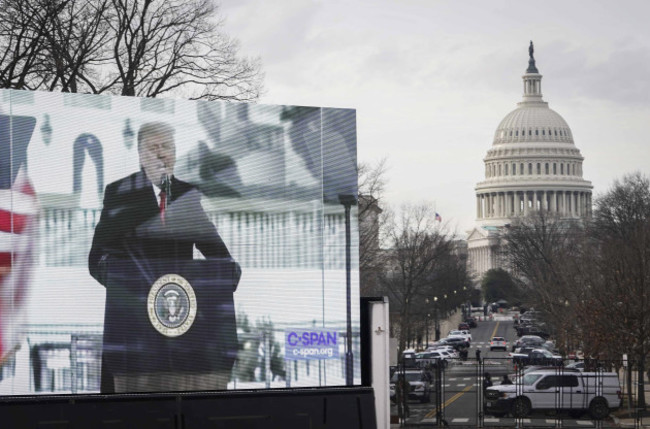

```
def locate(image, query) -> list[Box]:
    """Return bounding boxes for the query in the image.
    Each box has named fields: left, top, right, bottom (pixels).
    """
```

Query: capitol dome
left=474, top=42, right=592, bottom=227
left=494, top=106, right=572, bottom=144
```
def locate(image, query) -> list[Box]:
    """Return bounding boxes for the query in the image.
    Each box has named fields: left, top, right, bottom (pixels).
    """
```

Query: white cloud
left=219, top=0, right=650, bottom=233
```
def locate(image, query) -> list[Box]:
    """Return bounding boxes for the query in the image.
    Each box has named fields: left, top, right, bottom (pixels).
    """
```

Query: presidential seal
left=147, top=274, right=197, bottom=337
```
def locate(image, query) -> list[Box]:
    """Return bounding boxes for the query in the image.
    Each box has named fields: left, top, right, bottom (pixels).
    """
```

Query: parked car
left=484, top=368, right=622, bottom=419
left=415, top=351, right=448, bottom=369
left=541, top=340, right=560, bottom=354
left=428, top=345, right=459, bottom=359
left=508, top=365, right=550, bottom=381
left=518, top=324, right=550, bottom=339
left=401, top=350, right=418, bottom=368
left=519, top=309, right=541, bottom=322
left=438, top=336, right=469, bottom=350
left=511, top=348, right=563, bottom=367
left=458, top=322, right=470, bottom=331
left=565, top=361, right=585, bottom=371
left=514, top=319, right=533, bottom=335
left=448, top=329, right=472, bottom=343
left=465, top=317, right=478, bottom=328
left=510, top=346, right=536, bottom=356
left=511, top=335, right=545, bottom=351
left=389, top=369, right=433, bottom=403
left=459, top=329, right=473, bottom=341
left=441, top=348, right=461, bottom=360
left=489, top=336, right=507, bottom=351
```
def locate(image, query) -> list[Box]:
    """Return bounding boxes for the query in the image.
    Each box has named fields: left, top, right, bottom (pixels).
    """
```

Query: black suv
left=518, top=325, right=550, bottom=339
left=511, top=335, right=545, bottom=351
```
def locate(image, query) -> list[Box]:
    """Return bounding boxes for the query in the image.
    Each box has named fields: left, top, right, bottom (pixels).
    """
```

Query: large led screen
left=0, top=89, right=360, bottom=395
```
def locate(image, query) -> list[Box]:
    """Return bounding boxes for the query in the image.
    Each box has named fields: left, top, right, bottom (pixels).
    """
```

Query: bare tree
left=499, top=174, right=650, bottom=408
left=0, top=1, right=52, bottom=89
left=589, top=172, right=650, bottom=408
left=501, top=210, right=583, bottom=294
left=358, top=158, right=388, bottom=296
left=358, top=159, right=387, bottom=204
left=107, top=0, right=262, bottom=100
left=379, top=203, right=471, bottom=353
left=40, top=0, right=112, bottom=93
left=0, top=0, right=263, bottom=101
left=499, top=210, right=589, bottom=349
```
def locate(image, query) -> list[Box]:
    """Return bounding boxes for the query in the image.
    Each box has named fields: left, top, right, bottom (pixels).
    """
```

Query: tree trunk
left=628, top=365, right=633, bottom=408
left=638, top=358, right=646, bottom=410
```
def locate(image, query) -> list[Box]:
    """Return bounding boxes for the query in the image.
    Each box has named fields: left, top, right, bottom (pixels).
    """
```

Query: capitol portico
left=467, top=42, right=593, bottom=278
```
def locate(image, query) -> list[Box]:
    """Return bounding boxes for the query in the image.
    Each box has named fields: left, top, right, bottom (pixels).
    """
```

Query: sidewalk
left=606, top=366, right=650, bottom=428
left=613, top=411, right=650, bottom=428
left=612, top=380, right=650, bottom=428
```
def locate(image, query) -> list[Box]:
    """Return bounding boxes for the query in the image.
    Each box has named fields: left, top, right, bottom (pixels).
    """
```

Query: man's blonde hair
left=137, top=122, right=175, bottom=151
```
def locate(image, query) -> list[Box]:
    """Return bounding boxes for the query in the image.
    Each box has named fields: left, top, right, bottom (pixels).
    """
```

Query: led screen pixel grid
left=0, top=89, right=360, bottom=395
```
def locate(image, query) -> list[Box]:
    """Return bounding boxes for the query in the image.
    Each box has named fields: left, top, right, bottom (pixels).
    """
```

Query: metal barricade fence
left=392, top=357, right=649, bottom=428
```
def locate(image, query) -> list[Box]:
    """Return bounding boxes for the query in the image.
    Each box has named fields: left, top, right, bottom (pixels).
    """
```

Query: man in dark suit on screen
left=89, top=121, right=240, bottom=393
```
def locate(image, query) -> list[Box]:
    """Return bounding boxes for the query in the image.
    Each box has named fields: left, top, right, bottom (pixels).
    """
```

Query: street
left=392, top=314, right=620, bottom=427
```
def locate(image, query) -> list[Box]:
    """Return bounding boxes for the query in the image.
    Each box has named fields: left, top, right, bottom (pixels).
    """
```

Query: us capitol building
left=467, top=42, right=593, bottom=278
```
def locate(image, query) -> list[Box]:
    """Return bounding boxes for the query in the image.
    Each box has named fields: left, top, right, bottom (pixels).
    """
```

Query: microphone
left=160, top=174, right=172, bottom=201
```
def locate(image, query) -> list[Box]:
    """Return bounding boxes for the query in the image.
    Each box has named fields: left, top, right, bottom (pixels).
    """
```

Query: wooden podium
left=100, top=257, right=240, bottom=390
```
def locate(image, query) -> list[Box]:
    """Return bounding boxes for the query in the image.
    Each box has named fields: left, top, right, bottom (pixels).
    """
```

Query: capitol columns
left=523, top=191, right=529, bottom=216
left=498, top=193, right=504, bottom=217
left=551, top=190, right=557, bottom=212
left=474, top=189, right=591, bottom=220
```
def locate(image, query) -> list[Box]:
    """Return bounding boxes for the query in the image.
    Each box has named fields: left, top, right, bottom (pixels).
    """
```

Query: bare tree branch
left=358, top=159, right=388, bottom=296
left=379, top=203, right=473, bottom=353
left=0, top=0, right=263, bottom=101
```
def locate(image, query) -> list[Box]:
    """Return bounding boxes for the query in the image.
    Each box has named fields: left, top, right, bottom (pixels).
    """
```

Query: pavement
left=612, top=402, right=650, bottom=428
left=609, top=368, right=650, bottom=428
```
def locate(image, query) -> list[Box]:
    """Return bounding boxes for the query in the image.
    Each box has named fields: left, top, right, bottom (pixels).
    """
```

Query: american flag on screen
left=0, top=114, right=38, bottom=362
left=0, top=170, right=38, bottom=361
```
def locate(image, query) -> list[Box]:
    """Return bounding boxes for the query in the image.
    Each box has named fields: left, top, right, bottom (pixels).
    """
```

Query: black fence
left=391, top=357, right=649, bottom=428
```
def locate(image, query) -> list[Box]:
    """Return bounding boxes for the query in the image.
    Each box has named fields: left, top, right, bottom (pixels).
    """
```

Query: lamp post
left=425, top=298, right=430, bottom=347
left=462, top=286, right=468, bottom=319
left=440, top=294, right=447, bottom=338
left=434, top=296, right=440, bottom=341
left=339, top=194, right=356, bottom=386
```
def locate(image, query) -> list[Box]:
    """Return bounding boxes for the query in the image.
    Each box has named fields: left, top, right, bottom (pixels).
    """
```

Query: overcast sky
left=219, top=0, right=650, bottom=236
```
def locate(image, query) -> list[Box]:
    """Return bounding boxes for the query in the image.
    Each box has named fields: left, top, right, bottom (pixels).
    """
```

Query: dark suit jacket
left=89, top=170, right=233, bottom=282
left=88, top=170, right=239, bottom=392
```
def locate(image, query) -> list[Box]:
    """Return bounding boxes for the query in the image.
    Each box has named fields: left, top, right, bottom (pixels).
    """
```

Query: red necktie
left=159, top=191, right=166, bottom=224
